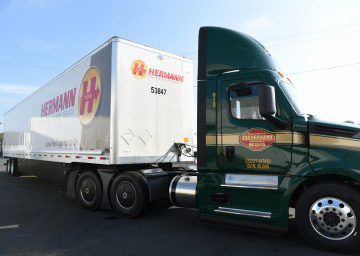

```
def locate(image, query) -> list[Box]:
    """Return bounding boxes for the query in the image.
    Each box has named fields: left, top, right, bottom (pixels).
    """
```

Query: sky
left=1, top=0, right=360, bottom=133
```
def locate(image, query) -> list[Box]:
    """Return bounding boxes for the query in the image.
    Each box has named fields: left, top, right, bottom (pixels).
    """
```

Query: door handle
left=226, top=146, right=235, bottom=162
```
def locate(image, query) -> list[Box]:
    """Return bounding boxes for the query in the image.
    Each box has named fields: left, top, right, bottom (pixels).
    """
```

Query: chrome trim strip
left=220, top=184, right=278, bottom=190
left=214, top=207, right=271, bottom=218
left=224, top=174, right=278, bottom=190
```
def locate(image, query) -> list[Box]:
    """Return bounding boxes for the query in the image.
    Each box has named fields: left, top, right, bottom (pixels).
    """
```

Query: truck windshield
left=278, top=80, right=306, bottom=116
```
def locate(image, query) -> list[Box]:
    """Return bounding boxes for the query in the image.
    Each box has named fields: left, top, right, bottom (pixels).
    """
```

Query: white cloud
left=0, top=84, right=39, bottom=95
left=246, top=17, right=271, bottom=29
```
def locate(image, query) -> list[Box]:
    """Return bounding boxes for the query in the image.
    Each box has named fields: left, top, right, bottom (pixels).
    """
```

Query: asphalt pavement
left=0, top=158, right=355, bottom=256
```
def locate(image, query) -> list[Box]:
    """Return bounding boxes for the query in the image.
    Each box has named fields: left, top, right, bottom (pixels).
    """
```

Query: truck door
left=219, top=77, right=292, bottom=173
left=207, top=75, right=292, bottom=224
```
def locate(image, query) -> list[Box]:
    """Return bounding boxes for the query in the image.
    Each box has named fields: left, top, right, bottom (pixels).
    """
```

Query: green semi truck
left=4, top=26, right=360, bottom=253
left=195, top=26, right=360, bottom=253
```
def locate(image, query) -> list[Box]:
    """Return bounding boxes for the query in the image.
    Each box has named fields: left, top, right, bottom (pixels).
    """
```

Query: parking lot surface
left=0, top=158, right=355, bottom=255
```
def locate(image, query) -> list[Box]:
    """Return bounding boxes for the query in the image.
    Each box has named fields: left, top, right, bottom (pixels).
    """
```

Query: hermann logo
left=78, top=66, right=101, bottom=125
left=131, top=60, right=147, bottom=79
left=130, top=59, right=184, bottom=82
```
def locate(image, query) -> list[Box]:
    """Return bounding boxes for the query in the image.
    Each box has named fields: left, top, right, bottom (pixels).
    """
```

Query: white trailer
left=3, top=37, right=195, bottom=217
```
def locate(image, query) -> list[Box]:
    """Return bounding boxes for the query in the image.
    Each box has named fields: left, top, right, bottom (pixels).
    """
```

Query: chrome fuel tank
left=169, top=175, right=197, bottom=209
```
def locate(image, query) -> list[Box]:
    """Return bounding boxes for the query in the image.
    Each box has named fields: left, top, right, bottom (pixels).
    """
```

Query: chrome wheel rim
left=115, top=181, right=136, bottom=209
left=309, top=197, right=356, bottom=240
left=80, top=178, right=96, bottom=203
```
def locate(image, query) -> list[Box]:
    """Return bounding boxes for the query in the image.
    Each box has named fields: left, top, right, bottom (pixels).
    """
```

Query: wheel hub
left=80, top=178, right=96, bottom=203
left=323, top=212, right=340, bottom=227
left=309, top=197, right=356, bottom=240
left=116, top=181, right=136, bottom=209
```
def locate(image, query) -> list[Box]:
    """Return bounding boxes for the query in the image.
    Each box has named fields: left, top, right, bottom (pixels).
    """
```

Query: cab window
left=229, top=83, right=265, bottom=120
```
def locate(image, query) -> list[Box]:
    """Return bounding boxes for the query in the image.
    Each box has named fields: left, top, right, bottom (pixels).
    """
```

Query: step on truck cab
left=195, top=26, right=360, bottom=253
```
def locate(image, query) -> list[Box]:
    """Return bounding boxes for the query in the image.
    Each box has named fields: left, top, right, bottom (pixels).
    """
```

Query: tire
left=10, top=159, right=19, bottom=177
left=296, top=182, right=360, bottom=253
left=7, top=160, right=11, bottom=175
left=109, top=172, right=149, bottom=218
left=76, top=171, right=103, bottom=211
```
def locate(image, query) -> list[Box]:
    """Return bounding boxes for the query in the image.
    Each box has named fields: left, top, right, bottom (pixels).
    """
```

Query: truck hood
left=308, top=116, right=360, bottom=138
left=307, top=117, right=360, bottom=178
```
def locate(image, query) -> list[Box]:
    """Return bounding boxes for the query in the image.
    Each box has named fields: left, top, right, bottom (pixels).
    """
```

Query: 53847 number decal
left=151, top=87, right=167, bottom=95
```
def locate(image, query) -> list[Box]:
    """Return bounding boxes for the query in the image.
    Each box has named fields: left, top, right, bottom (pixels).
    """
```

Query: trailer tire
left=76, top=171, right=103, bottom=211
left=7, top=160, right=11, bottom=175
left=296, top=182, right=360, bottom=253
left=110, top=172, right=149, bottom=218
left=10, top=159, right=19, bottom=177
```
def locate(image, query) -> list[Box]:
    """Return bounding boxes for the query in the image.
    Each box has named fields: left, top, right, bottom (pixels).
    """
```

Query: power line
left=261, top=21, right=360, bottom=42
left=180, top=51, right=198, bottom=55
left=192, top=62, right=360, bottom=87
left=179, top=21, right=360, bottom=55
left=0, top=61, right=65, bottom=71
left=285, top=62, right=360, bottom=75
left=181, top=28, right=360, bottom=55
left=267, top=29, right=360, bottom=48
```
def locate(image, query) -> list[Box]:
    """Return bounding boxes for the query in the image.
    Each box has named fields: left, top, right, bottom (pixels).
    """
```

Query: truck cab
left=196, top=26, right=360, bottom=253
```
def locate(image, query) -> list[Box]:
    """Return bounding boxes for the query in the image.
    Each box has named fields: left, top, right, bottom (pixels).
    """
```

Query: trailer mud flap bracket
left=140, top=168, right=169, bottom=202
left=65, top=169, right=81, bottom=199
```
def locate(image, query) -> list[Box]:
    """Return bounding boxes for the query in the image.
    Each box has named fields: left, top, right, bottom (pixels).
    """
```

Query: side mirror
left=259, top=85, right=276, bottom=116
left=259, top=85, right=288, bottom=129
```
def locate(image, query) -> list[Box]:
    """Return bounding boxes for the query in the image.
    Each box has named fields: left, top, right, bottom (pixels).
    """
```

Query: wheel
left=109, top=172, right=149, bottom=218
left=10, top=159, right=19, bottom=177
left=76, top=171, right=103, bottom=211
left=7, top=160, right=11, bottom=175
left=296, top=182, right=360, bottom=253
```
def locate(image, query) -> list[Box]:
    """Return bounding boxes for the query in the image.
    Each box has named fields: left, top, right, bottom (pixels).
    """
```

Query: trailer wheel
left=296, top=182, right=360, bottom=253
left=76, top=171, right=102, bottom=211
left=7, top=160, right=11, bottom=175
left=10, top=159, right=19, bottom=177
left=109, top=172, right=149, bottom=218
